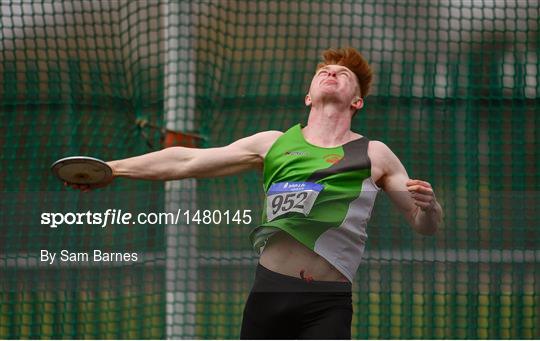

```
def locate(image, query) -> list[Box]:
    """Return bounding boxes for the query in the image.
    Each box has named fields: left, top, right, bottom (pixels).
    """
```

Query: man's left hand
left=406, top=179, right=437, bottom=212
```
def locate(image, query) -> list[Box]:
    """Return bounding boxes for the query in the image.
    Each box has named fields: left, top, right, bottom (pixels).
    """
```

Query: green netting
left=1, top=0, right=539, bottom=339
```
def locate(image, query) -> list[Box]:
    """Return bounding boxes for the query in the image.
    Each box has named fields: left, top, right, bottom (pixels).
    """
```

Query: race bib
left=266, top=182, right=324, bottom=222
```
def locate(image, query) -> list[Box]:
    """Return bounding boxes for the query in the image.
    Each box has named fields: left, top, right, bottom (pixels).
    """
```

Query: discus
left=51, top=156, right=113, bottom=185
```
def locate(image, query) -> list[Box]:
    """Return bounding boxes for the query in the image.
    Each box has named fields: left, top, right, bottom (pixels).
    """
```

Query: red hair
left=317, top=47, right=373, bottom=97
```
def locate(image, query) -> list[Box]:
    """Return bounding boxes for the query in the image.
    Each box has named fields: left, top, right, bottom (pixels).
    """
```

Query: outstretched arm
left=69, top=130, right=282, bottom=190
left=371, top=141, right=443, bottom=235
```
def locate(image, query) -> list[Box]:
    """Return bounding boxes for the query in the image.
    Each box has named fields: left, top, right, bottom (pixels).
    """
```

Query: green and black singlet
left=250, top=124, right=381, bottom=282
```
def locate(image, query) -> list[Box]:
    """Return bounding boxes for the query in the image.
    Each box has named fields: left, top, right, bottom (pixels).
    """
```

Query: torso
left=259, top=130, right=384, bottom=283
left=260, top=231, right=350, bottom=281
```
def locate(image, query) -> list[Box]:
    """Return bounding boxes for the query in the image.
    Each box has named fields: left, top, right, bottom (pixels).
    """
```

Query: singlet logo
left=285, top=151, right=308, bottom=156
left=283, top=182, right=307, bottom=189
left=324, top=154, right=343, bottom=164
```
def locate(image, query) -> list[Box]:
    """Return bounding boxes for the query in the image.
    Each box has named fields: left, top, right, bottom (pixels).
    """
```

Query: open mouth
left=322, top=80, right=337, bottom=86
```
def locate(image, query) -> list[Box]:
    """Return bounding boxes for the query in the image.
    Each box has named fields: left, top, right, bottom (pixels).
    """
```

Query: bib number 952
left=271, top=192, right=308, bottom=215
left=266, top=182, right=323, bottom=221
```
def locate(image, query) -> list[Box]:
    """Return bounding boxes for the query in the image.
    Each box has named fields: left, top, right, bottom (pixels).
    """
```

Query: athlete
left=69, top=47, right=443, bottom=339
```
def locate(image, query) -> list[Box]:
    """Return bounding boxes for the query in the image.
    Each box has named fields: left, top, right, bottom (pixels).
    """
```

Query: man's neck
left=303, top=105, right=355, bottom=147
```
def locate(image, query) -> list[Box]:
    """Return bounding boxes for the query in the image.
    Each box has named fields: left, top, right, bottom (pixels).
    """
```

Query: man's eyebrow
left=318, top=65, right=352, bottom=73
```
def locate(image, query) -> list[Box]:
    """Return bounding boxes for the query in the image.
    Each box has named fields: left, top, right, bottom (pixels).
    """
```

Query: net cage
left=0, top=1, right=539, bottom=339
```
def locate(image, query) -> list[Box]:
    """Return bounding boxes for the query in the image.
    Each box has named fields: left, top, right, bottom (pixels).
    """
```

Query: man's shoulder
left=256, top=130, right=284, bottom=138
left=367, top=140, right=397, bottom=163
left=248, top=130, right=283, bottom=144
left=367, top=139, right=390, bottom=151
left=240, top=130, right=282, bottom=141
left=240, top=130, right=283, bottom=157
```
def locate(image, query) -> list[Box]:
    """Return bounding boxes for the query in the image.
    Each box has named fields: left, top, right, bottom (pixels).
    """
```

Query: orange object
left=135, top=118, right=204, bottom=149
left=163, top=130, right=204, bottom=148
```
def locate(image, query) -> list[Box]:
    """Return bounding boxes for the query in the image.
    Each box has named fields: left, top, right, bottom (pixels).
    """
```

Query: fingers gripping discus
left=51, top=156, right=113, bottom=185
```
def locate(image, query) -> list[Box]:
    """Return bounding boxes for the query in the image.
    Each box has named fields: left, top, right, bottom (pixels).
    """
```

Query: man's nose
left=328, top=71, right=337, bottom=78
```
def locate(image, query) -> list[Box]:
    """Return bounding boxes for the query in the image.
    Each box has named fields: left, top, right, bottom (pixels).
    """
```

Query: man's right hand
left=64, top=179, right=113, bottom=192
left=64, top=162, right=115, bottom=192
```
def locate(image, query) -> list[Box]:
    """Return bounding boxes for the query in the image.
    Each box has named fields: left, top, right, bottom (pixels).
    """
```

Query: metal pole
left=162, top=2, right=198, bottom=339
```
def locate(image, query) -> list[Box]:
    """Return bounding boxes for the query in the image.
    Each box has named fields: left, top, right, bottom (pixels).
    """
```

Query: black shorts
left=240, top=263, right=352, bottom=339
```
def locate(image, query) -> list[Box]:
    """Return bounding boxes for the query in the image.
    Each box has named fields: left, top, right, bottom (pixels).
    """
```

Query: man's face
left=307, top=64, right=360, bottom=105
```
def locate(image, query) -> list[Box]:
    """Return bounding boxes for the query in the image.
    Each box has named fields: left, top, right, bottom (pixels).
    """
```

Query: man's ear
left=305, top=94, right=312, bottom=106
left=351, top=97, right=364, bottom=110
